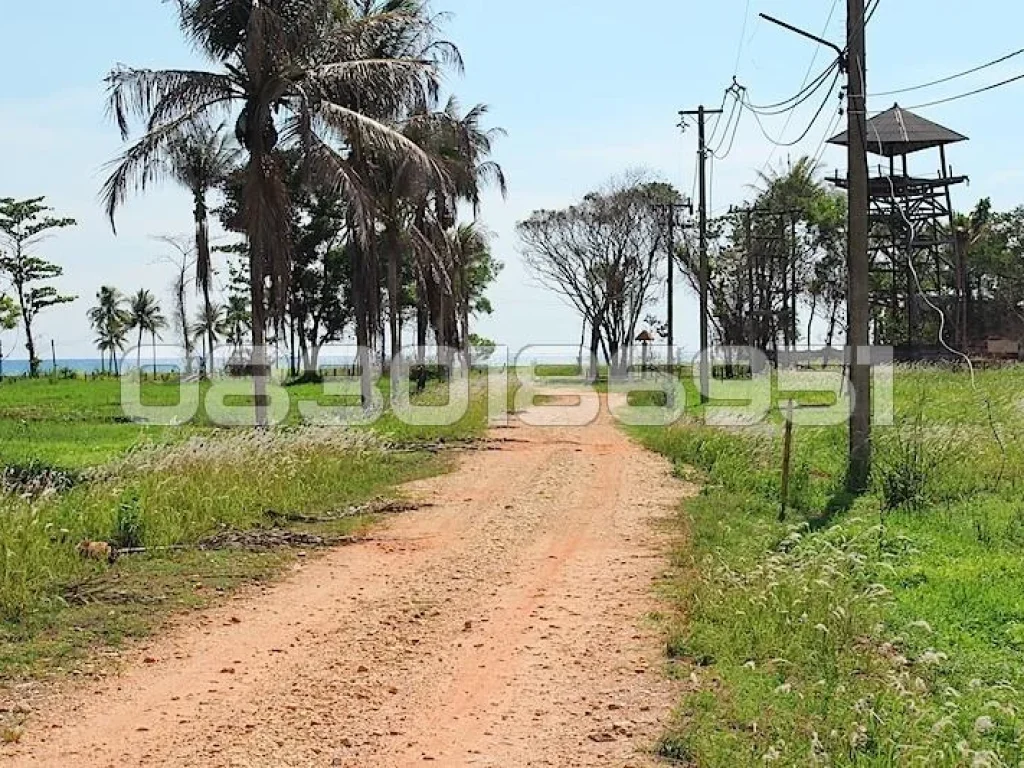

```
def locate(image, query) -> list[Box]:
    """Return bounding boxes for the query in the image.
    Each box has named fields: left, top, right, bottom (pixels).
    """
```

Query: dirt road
left=3, top=394, right=690, bottom=767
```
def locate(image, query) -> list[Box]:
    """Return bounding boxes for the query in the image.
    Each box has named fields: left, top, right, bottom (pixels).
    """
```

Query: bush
left=874, top=414, right=950, bottom=512
left=113, top=493, right=145, bottom=550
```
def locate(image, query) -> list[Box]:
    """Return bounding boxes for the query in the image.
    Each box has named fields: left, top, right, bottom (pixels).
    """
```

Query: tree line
left=520, top=158, right=1024, bottom=370
left=101, top=0, right=506, bottom=415
left=0, top=1, right=506, bottom=399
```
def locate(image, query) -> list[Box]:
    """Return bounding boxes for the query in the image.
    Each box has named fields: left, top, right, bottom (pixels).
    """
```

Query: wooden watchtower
left=827, top=104, right=969, bottom=354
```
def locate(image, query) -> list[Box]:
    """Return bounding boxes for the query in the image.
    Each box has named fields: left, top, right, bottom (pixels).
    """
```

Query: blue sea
left=0, top=358, right=184, bottom=376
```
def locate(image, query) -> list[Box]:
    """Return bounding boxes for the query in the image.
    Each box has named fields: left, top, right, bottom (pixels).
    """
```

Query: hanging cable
left=867, top=96, right=1008, bottom=486
left=733, top=0, right=753, bottom=77
left=755, top=0, right=841, bottom=176
left=810, top=96, right=845, bottom=170
left=713, top=98, right=744, bottom=160
left=745, top=59, right=841, bottom=113
left=704, top=88, right=734, bottom=153
left=866, top=0, right=882, bottom=24
left=749, top=69, right=842, bottom=149
left=870, top=47, right=1024, bottom=98
left=711, top=86, right=745, bottom=160
left=906, top=72, right=1024, bottom=110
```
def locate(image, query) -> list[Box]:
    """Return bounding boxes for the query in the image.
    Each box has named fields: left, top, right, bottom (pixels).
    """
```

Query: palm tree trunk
left=416, top=271, right=428, bottom=366
left=137, top=327, right=144, bottom=376
left=202, top=281, right=215, bottom=378
left=194, top=193, right=217, bottom=379
left=250, top=251, right=268, bottom=426
left=151, top=331, right=158, bottom=377
left=351, top=237, right=374, bottom=408
left=386, top=227, right=401, bottom=365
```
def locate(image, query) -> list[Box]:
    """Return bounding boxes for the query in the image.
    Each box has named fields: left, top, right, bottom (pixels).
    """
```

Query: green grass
left=634, top=365, right=1024, bottom=767
left=0, top=373, right=501, bottom=686
left=0, top=548, right=297, bottom=680
left=0, top=374, right=493, bottom=469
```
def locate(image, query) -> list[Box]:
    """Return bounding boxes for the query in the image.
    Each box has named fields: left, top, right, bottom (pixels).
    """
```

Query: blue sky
left=2, top=1, right=1023, bottom=360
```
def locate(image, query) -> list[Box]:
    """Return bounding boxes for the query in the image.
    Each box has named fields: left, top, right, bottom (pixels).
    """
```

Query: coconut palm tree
left=166, top=122, right=239, bottom=367
left=190, top=303, right=227, bottom=372
left=88, top=286, right=129, bottom=373
left=223, top=294, right=251, bottom=353
left=447, top=222, right=499, bottom=359
left=402, top=99, right=506, bottom=361
left=102, top=0, right=455, bottom=422
left=127, top=289, right=168, bottom=376
left=94, top=322, right=130, bottom=377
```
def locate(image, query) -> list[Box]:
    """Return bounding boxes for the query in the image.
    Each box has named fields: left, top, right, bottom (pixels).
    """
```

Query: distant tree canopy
left=518, top=173, right=679, bottom=376
left=954, top=200, right=1024, bottom=344
left=0, top=197, right=77, bottom=376
left=675, top=157, right=848, bottom=359
left=683, top=155, right=1024, bottom=357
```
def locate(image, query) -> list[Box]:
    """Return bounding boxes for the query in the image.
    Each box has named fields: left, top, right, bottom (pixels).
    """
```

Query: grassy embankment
left=0, top=374, right=495, bottom=687
left=631, top=366, right=1024, bottom=766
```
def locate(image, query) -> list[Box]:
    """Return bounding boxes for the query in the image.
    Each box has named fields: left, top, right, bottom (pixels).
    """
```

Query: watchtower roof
left=827, top=103, right=968, bottom=157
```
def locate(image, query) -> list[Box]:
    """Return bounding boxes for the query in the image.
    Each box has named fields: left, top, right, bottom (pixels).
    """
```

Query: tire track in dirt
left=2, top=393, right=691, bottom=767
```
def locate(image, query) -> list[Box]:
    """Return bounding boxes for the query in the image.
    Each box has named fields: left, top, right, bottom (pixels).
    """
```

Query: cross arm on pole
left=758, top=13, right=847, bottom=69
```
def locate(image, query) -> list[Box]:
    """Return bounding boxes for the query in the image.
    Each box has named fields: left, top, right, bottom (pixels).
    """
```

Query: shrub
left=113, top=493, right=145, bottom=550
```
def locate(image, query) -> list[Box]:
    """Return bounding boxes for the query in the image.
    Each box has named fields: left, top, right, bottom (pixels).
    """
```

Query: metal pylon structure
left=827, top=104, right=969, bottom=355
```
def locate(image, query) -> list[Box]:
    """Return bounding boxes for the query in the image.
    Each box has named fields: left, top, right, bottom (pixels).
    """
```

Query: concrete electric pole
left=846, top=0, right=872, bottom=492
left=680, top=105, right=723, bottom=402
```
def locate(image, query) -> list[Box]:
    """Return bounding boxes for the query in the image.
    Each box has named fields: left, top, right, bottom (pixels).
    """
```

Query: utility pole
left=680, top=105, right=723, bottom=403
left=846, top=0, right=871, bottom=492
left=654, top=201, right=693, bottom=370
left=790, top=213, right=799, bottom=348
left=759, top=5, right=871, bottom=490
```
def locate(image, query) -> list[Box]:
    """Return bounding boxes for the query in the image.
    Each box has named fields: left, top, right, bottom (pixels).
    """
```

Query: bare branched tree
left=517, top=173, right=676, bottom=377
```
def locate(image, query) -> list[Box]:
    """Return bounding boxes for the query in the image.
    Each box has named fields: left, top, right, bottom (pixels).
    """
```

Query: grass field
left=0, top=373, right=497, bottom=681
left=634, top=365, right=1024, bottom=766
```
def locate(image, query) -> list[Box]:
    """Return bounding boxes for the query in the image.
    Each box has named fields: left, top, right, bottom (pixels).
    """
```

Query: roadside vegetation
left=635, top=366, right=1024, bottom=766
left=0, top=373, right=494, bottom=684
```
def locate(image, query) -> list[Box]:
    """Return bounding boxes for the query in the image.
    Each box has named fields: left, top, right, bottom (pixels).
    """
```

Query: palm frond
left=105, top=66, right=235, bottom=139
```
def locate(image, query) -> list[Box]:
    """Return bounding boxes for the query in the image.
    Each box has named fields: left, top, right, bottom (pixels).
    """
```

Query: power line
left=749, top=69, right=842, bottom=149
left=903, top=71, right=1024, bottom=109
left=705, top=88, right=734, bottom=151
left=714, top=100, right=744, bottom=160
left=733, top=0, right=753, bottom=76
left=811, top=102, right=844, bottom=169
left=711, top=87, right=744, bottom=159
left=758, top=0, right=841, bottom=174
left=871, top=47, right=1024, bottom=98
left=744, top=60, right=841, bottom=115
left=866, top=0, right=882, bottom=24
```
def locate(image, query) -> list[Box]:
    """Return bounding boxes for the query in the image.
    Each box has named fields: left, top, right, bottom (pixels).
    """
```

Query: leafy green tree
left=468, top=333, right=496, bottom=365
left=448, top=222, right=502, bottom=364
left=94, top=322, right=129, bottom=376
left=0, top=197, right=77, bottom=376
left=220, top=149, right=353, bottom=374
left=0, top=294, right=20, bottom=332
left=127, top=289, right=168, bottom=375
left=520, top=175, right=676, bottom=375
